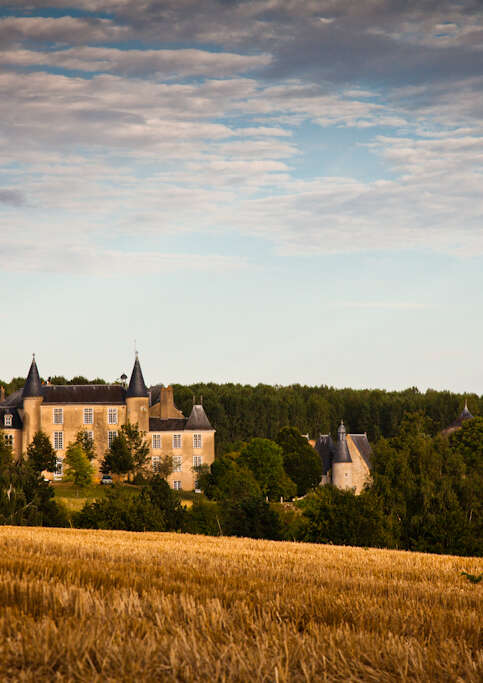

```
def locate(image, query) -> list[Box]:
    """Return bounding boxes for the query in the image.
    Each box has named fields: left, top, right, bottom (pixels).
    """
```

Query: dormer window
left=4, top=414, right=12, bottom=427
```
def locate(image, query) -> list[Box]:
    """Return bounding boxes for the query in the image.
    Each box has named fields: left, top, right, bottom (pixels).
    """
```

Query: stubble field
left=0, top=527, right=481, bottom=682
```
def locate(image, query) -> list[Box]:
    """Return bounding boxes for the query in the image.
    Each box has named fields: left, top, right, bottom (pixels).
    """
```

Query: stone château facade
left=0, top=355, right=215, bottom=490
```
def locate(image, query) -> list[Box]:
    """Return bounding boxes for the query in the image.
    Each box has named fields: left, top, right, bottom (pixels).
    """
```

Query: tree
left=74, top=430, right=95, bottom=460
left=0, top=434, right=67, bottom=528
left=74, top=486, right=166, bottom=532
left=64, top=443, right=94, bottom=489
left=26, top=431, right=57, bottom=474
left=155, top=454, right=174, bottom=480
left=119, top=423, right=150, bottom=477
left=101, top=434, right=134, bottom=477
left=74, top=476, right=185, bottom=532
left=142, top=475, right=186, bottom=530
left=221, top=496, right=282, bottom=540
left=197, top=453, right=261, bottom=501
left=299, top=486, right=389, bottom=548
left=276, top=426, right=322, bottom=496
left=69, top=376, right=89, bottom=385
left=238, top=438, right=296, bottom=501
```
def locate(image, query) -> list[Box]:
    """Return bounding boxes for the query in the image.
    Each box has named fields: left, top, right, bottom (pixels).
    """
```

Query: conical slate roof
left=126, top=354, right=148, bottom=398
left=22, top=355, right=42, bottom=398
left=333, top=420, right=351, bottom=463
left=185, top=404, right=213, bottom=430
left=443, top=399, right=475, bottom=433
left=460, top=400, right=473, bottom=421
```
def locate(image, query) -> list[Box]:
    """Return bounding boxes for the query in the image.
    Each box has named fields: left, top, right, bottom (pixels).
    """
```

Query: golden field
left=0, top=527, right=481, bottom=682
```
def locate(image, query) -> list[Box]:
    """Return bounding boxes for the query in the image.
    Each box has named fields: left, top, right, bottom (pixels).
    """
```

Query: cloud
left=0, top=16, right=127, bottom=45
left=0, top=229, right=245, bottom=276
left=0, top=1, right=482, bottom=274
left=0, top=189, right=25, bottom=206
left=0, top=46, right=271, bottom=78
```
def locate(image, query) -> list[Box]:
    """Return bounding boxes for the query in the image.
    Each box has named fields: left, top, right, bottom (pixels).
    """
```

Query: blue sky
left=0, top=1, right=482, bottom=392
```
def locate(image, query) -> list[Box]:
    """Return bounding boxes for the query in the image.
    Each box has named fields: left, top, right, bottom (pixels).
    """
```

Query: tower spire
left=126, top=353, right=148, bottom=398
left=23, top=354, right=42, bottom=398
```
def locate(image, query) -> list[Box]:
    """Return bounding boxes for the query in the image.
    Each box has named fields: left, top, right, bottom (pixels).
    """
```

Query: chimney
left=0, top=386, right=5, bottom=402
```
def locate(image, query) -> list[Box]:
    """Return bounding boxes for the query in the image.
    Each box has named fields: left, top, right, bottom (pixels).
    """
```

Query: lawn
left=53, top=482, right=193, bottom=512
left=52, top=481, right=109, bottom=513
left=0, top=526, right=481, bottom=681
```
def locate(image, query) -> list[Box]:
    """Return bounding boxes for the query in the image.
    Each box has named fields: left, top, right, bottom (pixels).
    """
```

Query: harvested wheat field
left=0, top=527, right=481, bottom=682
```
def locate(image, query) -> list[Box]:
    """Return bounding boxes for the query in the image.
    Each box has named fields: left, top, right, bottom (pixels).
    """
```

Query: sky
left=0, top=0, right=482, bottom=392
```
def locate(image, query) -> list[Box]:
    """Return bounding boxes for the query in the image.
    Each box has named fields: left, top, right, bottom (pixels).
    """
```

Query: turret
left=126, top=353, right=149, bottom=432
left=22, top=354, right=43, bottom=447
left=331, top=420, right=353, bottom=490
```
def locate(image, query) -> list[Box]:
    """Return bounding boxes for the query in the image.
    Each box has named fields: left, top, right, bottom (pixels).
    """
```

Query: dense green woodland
left=2, top=375, right=481, bottom=452
left=172, top=383, right=482, bottom=453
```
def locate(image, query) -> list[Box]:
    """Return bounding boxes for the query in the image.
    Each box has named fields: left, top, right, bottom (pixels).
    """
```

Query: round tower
left=22, top=354, right=43, bottom=448
left=125, top=353, right=149, bottom=433
left=331, top=420, right=353, bottom=489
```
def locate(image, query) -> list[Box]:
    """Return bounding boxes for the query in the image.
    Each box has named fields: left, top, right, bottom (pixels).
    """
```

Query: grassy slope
left=0, top=527, right=481, bottom=682
left=53, top=482, right=193, bottom=512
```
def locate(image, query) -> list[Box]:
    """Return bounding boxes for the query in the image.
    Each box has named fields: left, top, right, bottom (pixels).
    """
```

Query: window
left=4, top=434, right=13, bottom=449
left=4, top=414, right=12, bottom=427
left=53, top=431, right=64, bottom=450
left=193, top=433, right=202, bottom=449
left=152, top=456, right=160, bottom=473
left=173, top=456, right=182, bottom=472
left=108, top=408, right=118, bottom=425
left=54, top=457, right=63, bottom=480
left=172, top=434, right=182, bottom=449
left=173, top=480, right=182, bottom=491
left=108, top=431, right=118, bottom=448
left=193, top=455, right=202, bottom=468
left=83, top=408, right=93, bottom=424
left=84, top=430, right=94, bottom=443
left=152, top=434, right=161, bottom=450
left=53, top=408, right=63, bottom=425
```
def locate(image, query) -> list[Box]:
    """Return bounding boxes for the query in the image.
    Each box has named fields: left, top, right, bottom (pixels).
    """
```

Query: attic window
left=4, top=414, right=12, bottom=427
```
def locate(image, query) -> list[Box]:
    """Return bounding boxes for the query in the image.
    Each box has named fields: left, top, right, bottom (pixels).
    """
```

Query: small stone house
left=314, top=421, right=372, bottom=494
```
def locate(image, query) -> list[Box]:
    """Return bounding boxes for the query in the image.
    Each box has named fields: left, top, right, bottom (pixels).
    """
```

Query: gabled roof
left=314, top=434, right=335, bottom=475
left=126, top=354, right=148, bottom=398
left=185, top=404, right=213, bottom=430
left=22, top=356, right=42, bottom=398
left=42, top=385, right=126, bottom=404
left=149, top=417, right=187, bottom=432
left=1, top=384, right=127, bottom=406
left=349, top=434, right=372, bottom=469
left=148, top=384, right=164, bottom=405
left=1, top=388, right=23, bottom=408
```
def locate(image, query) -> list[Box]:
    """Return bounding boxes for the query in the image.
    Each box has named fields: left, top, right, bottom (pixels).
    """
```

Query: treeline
left=3, top=375, right=480, bottom=452
left=172, top=383, right=482, bottom=454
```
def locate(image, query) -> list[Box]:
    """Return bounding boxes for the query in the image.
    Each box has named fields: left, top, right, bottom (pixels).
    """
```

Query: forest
left=173, top=382, right=482, bottom=453
left=2, top=374, right=481, bottom=453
